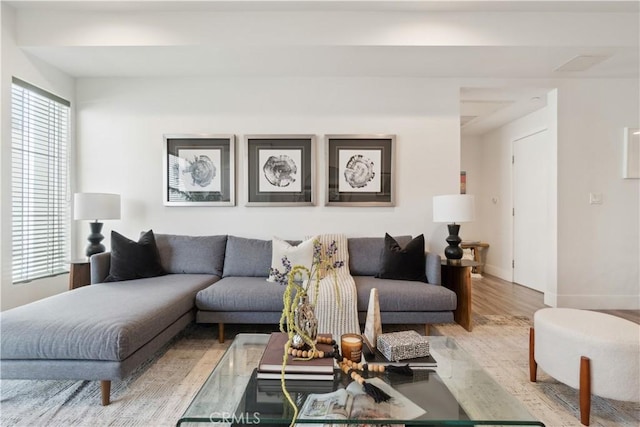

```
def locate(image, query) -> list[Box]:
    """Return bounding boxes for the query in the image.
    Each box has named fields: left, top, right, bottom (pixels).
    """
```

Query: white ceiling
left=7, top=0, right=640, bottom=13
left=460, top=87, right=551, bottom=135
left=18, top=46, right=636, bottom=79
left=6, top=0, right=639, bottom=135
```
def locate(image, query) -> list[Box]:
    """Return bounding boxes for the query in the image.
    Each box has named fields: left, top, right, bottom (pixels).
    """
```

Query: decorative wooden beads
left=317, top=336, right=336, bottom=345
left=286, top=334, right=339, bottom=359
left=339, top=357, right=386, bottom=373
left=339, top=361, right=365, bottom=385
left=338, top=359, right=384, bottom=386
left=287, top=347, right=327, bottom=358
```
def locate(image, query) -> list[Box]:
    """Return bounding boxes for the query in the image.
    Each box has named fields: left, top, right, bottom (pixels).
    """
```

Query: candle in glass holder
left=341, top=333, right=363, bottom=363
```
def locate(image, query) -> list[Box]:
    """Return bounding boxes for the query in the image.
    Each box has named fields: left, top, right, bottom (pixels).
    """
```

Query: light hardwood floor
left=473, top=274, right=640, bottom=324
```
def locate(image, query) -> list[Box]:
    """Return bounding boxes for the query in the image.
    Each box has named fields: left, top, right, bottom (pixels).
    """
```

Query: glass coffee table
left=177, top=334, right=544, bottom=426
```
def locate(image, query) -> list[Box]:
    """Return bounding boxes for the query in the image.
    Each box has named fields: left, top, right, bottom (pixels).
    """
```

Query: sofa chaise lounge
left=0, top=233, right=457, bottom=405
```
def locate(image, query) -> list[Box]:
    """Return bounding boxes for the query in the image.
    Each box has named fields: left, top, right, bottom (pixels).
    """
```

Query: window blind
left=11, top=77, right=71, bottom=284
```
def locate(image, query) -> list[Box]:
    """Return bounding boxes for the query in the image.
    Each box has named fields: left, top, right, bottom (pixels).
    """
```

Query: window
left=11, top=77, right=71, bottom=283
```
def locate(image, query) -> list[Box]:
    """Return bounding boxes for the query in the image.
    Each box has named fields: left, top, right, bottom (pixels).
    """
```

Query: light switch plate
left=589, top=193, right=603, bottom=204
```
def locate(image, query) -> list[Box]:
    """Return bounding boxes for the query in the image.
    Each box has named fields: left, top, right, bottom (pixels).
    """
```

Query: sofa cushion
left=375, top=233, right=427, bottom=282
left=268, top=236, right=316, bottom=282
left=223, top=236, right=272, bottom=277
left=155, top=234, right=227, bottom=276
left=0, top=274, right=219, bottom=362
left=196, top=277, right=287, bottom=311
left=354, top=276, right=456, bottom=312
left=348, top=235, right=412, bottom=276
left=104, top=230, right=166, bottom=282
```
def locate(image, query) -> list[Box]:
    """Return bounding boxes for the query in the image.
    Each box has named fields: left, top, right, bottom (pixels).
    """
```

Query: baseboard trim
left=555, top=294, right=640, bottom=310
left=483, top=264, right=511, bottom=281
left=544, top=292, right=557, bottom=307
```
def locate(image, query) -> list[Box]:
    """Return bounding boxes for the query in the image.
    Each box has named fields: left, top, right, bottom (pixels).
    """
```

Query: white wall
left=74, top=77, right=460, bottom=258
left=460, top=134, right=483, bottom=242
left=466, top=81, right=638, bottom=309
left=3, top=2, right=638, bottom=312
left=1, top=3, right=75, bottom=310
left=556, top=79, right=640, bottom=309
left=475, top=105, right=552, bottom=281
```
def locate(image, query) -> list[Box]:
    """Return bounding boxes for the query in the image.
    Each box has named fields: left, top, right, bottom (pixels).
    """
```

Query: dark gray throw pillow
left=348, top=235, right=412, bottom=276
left=104, top=230, right=166, bottom=282
left=375, top=233, right=427, bottom=282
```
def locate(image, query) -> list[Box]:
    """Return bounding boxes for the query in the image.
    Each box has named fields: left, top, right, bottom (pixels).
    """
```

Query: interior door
left=513, top=129, right=548, bottom=292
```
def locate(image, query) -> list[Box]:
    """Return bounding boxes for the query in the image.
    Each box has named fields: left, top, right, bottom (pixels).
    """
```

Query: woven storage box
left=376, top=330, right=430, bottom=362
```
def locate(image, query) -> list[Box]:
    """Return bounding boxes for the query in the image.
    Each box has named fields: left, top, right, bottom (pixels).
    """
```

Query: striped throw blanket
left=306, top=233, right=360, bottom=341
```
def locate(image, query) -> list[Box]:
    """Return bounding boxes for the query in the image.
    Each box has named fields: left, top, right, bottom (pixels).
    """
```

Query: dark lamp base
left=86, top=221, right=106, bottom=257
left=444, top=223, right=463, bottom=260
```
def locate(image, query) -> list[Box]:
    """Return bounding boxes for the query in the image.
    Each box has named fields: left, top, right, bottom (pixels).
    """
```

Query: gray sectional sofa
left=0, top=233, right=457, bottom=406
left=195, top=235, right=456, bottom=341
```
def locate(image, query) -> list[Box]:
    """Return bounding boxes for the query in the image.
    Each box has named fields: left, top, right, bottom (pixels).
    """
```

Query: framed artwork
left=325, top=135, right=395, bottom=206
left=163, top=134, right=235, bottom=206
left=245, top=135, right=315, bottom=206
left=623, top=127, right=640, bottom=179
left=460, top=171, right=467, bottom=194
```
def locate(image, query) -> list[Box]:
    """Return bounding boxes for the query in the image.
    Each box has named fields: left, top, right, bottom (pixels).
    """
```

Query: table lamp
left=433, top=194, right=475, bottom=260
left=74, top=193, right=121, bottom=257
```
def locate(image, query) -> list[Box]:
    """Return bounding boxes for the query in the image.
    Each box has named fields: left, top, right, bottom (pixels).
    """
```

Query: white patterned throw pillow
left=267, top=236, right=316, bottom=282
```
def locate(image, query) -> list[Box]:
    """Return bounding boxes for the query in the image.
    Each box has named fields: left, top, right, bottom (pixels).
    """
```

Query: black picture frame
left=163, top=134, right=235, bottom=206
left=325, top=135, right=395, bottom=206
left=245, top=135, right=315, bottom=206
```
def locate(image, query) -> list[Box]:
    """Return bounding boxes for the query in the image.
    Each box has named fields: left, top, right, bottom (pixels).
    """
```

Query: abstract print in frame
left=163, top=134, right=235, bottom=206
left=326, top=135, right=395, bottom=206
left=245, top=135, right=315, bottom=206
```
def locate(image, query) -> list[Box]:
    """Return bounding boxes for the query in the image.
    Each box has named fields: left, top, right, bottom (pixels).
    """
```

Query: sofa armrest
left=425, top=252, right=442, bottom=285
left=90, top=252, right=111, bottom=284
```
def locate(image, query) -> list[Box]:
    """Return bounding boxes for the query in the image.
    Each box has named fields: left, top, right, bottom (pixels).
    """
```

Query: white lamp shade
left=433, top=194, right=475, bottom=223
left=74, top=193, right=121, bottom=221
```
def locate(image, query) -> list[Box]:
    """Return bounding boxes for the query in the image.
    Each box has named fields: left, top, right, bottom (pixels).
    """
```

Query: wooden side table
left=460, top=241, right=489, bottom=274
left=69, top=259, right=90, bottom=290
left=441, top=259, right=480, bottom=332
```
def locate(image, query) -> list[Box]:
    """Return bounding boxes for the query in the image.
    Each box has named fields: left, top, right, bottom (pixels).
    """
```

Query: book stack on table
left=257, top=332, right=336, bottom=381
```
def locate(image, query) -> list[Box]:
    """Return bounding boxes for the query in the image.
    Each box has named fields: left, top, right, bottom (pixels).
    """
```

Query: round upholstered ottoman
left=529, top=308, right=640, bottom=426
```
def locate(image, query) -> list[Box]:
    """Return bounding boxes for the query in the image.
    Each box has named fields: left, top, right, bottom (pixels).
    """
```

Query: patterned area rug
left=432, top=314, right=640, bottom=427
left=1, top=317, right=638, bottom=426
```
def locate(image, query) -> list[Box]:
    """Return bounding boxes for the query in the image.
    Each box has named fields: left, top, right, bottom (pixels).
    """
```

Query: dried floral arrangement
left=270, top=239, right=397, bottom=426
left=270, top=238, right=344, bottom=424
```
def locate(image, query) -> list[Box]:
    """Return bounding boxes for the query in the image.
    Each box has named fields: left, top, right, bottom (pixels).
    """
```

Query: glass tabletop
left=177, top=334, right=544, bottom=426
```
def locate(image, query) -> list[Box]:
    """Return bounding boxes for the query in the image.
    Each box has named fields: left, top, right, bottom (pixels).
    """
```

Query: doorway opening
left=460, top=87, right=558, bottom=299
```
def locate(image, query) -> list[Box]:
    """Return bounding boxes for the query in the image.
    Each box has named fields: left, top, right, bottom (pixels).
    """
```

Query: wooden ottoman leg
left=529, top=327, right=537, bottom=382
left=218, top=323, right=225, bottom=343
left=101, top=380, right=111, bottom=406
left=580, top=356, right=591, bottom=426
